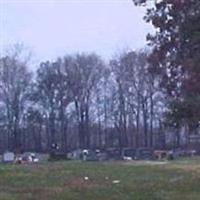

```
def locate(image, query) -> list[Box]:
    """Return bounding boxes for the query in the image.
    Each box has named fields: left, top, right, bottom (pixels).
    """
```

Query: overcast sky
left=0, top=0, right=153, bottom=64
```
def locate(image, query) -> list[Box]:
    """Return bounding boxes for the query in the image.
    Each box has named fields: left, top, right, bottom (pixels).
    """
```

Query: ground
left=0, top=158, right=200, bottom=200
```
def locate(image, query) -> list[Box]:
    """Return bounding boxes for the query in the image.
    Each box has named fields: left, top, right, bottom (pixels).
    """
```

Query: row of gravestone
left=1, top=151, right=39, bottom=163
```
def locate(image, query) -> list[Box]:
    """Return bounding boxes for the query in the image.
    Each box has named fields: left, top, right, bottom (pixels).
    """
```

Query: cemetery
left=1, top=145, right=198, bottom=165
left=1, top=0, right=200, bottom=199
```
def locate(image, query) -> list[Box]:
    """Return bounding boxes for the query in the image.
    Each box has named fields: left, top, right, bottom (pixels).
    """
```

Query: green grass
left=0, top=158, right=200, bottom=200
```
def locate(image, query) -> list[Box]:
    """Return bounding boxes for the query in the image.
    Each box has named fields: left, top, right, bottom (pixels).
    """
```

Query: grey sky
left=0, top=0, right=153, bottom=63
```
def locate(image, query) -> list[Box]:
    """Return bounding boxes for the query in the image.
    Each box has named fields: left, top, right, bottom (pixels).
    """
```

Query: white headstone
left=3, top=152, right=15, bottom=162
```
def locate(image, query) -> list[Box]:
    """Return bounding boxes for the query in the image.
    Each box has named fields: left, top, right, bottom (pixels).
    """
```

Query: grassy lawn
left=0, top=158, right=200, bottom=200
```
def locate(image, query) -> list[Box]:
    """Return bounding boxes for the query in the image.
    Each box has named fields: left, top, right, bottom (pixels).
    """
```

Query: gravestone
left=3, top=151, right=15, bottom=163
left=135, top=148, right=154, bottom=160
left=122, top=148, right=136, bottom=160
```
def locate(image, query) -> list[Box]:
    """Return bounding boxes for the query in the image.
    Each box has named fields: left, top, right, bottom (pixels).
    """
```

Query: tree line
left=0, top=49, right=167, bottom=153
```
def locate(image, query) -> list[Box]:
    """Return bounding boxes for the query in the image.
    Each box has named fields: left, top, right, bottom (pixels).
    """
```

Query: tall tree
left=36, top=59, right=71, bottom=150
left=133, top=0, right=200, bottom=135
left=0, top=55, right=32, bottom=151
left=64, top=53, right=105, bottom=149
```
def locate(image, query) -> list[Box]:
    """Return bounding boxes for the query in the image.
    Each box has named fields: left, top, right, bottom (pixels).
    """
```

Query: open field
left=0, top=158, right=200, bottom=200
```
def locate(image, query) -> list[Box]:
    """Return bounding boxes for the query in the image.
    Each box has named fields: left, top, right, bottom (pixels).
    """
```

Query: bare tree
left=110, top=50, right=163, bottom=148
left=36, top=59, right=71, bottom=151
left=64, top=53, right=105, bottom=149
left=0, top=55, right=32, bottom=152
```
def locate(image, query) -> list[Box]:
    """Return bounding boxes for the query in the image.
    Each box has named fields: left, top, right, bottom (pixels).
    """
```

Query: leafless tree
left=0, top=54, right=32, bottom=152
left=63, top=53, right=105, bottom=149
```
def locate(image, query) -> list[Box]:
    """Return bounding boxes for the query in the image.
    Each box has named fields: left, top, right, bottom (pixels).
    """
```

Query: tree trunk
left=149, top=94, right=154, bottom=147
